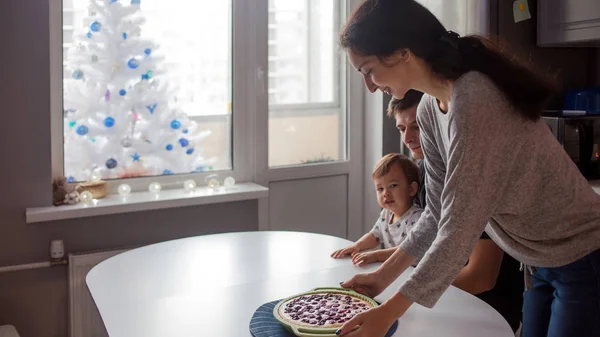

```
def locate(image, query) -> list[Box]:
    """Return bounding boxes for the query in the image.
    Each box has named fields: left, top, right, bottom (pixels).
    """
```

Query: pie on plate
left=276, top=291, right=376, bottom=329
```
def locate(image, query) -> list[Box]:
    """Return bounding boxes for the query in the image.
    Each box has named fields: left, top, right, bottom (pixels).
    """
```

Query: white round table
left=86, top=231, right=513, bottom=337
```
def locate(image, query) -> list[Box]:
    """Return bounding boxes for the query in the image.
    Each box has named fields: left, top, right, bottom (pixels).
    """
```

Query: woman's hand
left=336, top=291, right=414, bottom=337
left=335, top=305, right=397, bottom=337
left=340, top=272, right=387, bottom=299
left=331, top=245, right=360, bottom=259
left=351, top=251, right=379, bottom=266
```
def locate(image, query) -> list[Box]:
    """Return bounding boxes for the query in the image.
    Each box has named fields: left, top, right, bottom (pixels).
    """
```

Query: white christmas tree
left=63, top=0, right=214, bottom=182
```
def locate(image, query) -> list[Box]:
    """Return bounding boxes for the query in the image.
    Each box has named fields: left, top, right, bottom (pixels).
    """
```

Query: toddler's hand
left=331, top=245, right=360, bottom=259
left=352, top=251, right=379, bottom=266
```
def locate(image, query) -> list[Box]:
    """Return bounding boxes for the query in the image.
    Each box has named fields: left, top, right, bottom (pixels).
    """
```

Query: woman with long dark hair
left=336, top=1, right=600, bottom=337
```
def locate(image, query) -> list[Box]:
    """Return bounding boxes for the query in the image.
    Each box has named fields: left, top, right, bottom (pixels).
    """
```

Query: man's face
left=395, top=105, right=423, bottom=160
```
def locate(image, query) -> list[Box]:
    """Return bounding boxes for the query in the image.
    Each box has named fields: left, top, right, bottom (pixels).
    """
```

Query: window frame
left=267, top=0, right=342, bottom=108
left=266, top=0, right=347, bottom=168
left=50, top=0, right=255, bottom=193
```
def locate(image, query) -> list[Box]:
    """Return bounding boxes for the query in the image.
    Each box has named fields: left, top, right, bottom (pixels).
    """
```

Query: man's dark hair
left=386, top=90, right=424, bottom=117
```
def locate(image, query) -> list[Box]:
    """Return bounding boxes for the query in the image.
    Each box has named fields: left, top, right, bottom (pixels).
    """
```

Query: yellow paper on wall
left=513, top=0, right=532, bottom=23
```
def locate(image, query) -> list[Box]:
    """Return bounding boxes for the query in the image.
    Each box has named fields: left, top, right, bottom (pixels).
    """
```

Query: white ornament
left=183, top=179, right=196, bottom=191
left=205, top=174, right=220, bottom=189
left=120, top=136, right=133, bottom=148
left=80, top=191, right=94, bottom=204
left=89, top=172, right=102, bottom=182
left=118, top=184, right=131, bottom=196
left=207, top=178, right=219, bottom=189
left=223, top=176, right=235, bottom=187
left=148, top=182, right=162, bottom=193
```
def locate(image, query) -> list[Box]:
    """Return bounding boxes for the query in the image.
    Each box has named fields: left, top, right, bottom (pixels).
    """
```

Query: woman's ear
left=397, top=48, right=411, bottom=63
left=409, top=181, right=418, bottom=197
left=384, top=49, right=410, bottom=66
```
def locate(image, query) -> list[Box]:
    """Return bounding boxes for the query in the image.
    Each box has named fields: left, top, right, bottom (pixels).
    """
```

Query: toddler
left=331, top=153, right=422, bottom=266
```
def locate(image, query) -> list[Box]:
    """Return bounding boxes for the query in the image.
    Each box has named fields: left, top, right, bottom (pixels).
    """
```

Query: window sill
left=26, top=182, right=268, bottom=223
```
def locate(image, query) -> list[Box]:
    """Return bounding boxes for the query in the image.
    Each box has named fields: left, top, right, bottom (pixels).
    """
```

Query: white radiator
left=68, top=249, right=129, bottom=337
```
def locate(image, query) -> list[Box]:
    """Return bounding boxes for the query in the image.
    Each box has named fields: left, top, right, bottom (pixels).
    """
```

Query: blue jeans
left=522, top=249, right=600, bottom=337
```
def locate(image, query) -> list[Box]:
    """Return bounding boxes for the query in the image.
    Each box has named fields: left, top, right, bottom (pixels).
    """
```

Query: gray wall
left=0, top=1, right=258, bottom=337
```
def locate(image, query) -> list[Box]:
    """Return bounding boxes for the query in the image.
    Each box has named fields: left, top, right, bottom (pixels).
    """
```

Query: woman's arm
left=396, top=74, right=515, bottom=308
left=374, top=247, right=399, bottom=262
left=341, top=247, right=416, bottom=298
left=452, top=238, right=504, bottom=294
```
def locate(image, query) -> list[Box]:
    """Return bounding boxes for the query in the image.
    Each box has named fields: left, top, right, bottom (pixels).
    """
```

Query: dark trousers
left=522, top=249, right=600, bottom=337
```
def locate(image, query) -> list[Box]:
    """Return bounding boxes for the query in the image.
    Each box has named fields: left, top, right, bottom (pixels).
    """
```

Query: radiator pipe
left=0, top=259, right=67, bottom=273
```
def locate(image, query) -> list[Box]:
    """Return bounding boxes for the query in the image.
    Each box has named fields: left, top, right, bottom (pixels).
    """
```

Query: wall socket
left=50, top=240, right=64, bottom=260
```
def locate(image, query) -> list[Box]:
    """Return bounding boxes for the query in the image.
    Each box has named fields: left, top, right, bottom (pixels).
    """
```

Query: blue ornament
left=104, top=117, right=115, bottom=127
left=119, top=89, right=127, bottom=96
left=170, top=120, right=181, bottom=130
left=131, top=0, right=141, bottom=4
left=110, top=0, right=118, bottom=3
left=131, top=153, right=141, bottom=162
left=166, top=144, right=173, bottom=151
left=179, top=138, right=189, bottom=147
left=183, top=128, right=188, bottom=134
left=122, top=32, right=127, bottom=40
left=72, top=70, right=83, bottom=79
left=67, top=176, right=76, bottom=183
left=86, top=32, right=93, bottom=38
left=163, top=169, right=173, bottom=175
left=127, top=58, right=140, bottom=69
left=195, top=166, right=205, bottom=172
left=90, top=21, right=102, bottom=32
left=186, top=148, right=194, bottom=155
left=144, top=48, right=152, bottom=55
left=76, top=125, right=89, bottom=135
left=146, top=104, right=157, bottom=113
left=141, top=73, right=149, bottom=80
left=106, top=158, right=117, bottom=169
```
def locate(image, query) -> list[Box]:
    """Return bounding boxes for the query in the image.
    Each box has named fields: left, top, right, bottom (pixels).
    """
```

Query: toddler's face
left=373, top=163, right=416, bottom=213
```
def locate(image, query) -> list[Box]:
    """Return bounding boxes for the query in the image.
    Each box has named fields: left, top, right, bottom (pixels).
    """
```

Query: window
left=56, top=0, right=350, bottom=187
left=268, top=0, right=346, bottom=167
left=62, top=0, right=232, bottom=182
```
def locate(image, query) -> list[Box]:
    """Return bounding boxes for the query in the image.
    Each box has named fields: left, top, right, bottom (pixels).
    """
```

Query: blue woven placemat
left=249, top=300, right=398, bottom=337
